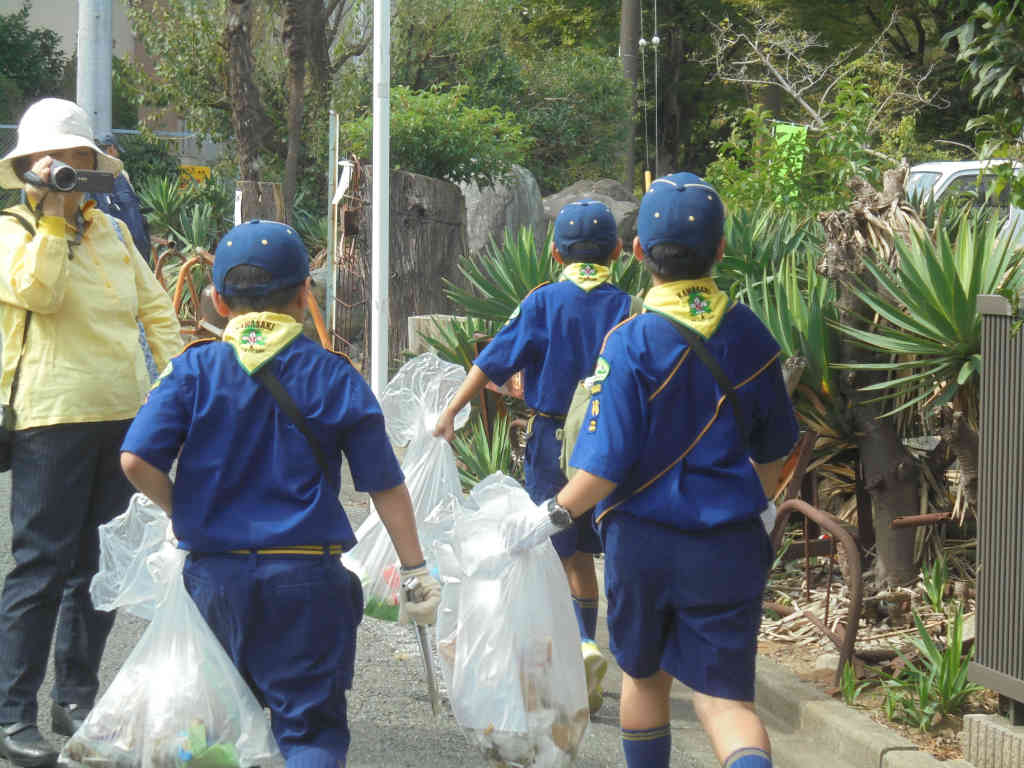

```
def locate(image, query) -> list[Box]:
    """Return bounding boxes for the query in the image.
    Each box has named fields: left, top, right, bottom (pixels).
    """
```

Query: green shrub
left=339, top=85, right=529, bottom=188
left=881, top=606, right=981, bottom=731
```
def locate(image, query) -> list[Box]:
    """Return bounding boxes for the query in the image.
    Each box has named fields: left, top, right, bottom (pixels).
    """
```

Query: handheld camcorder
left=24, top=160, right=114, bottom=194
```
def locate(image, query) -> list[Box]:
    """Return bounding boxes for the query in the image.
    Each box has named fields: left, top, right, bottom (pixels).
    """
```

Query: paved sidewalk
left=0, top=467, right=980, bottom=767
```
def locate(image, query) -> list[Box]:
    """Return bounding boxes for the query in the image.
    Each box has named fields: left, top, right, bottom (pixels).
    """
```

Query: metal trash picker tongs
left=403, top=575, right=442, bottom=716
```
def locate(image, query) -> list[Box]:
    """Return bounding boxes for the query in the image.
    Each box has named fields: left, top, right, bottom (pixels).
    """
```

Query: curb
left=756, top=656, right=975, bottom=768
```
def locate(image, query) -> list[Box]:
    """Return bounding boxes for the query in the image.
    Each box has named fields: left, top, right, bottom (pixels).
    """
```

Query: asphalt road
left=0, top=466, right=718, bottom=768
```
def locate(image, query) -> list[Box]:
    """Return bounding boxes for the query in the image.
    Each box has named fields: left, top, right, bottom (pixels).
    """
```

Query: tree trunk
left=620, top=0, right=640, bottom=191
left=282, top=0, right=310, bottom=224
left=819, top=195, right=920, bottom=587
left=224, top=0, right=267, bottom=181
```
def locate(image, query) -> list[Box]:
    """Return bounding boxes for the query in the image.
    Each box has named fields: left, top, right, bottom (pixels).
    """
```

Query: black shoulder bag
left=664, top=316, right=750, bottom=455
left=0, top=210, right=37, bottom=473
left=252, top=364, right=332, bottom=479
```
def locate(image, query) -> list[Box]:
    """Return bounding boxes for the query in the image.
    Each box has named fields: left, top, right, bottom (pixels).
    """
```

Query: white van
left=906, top=160, right=1024, bottom=248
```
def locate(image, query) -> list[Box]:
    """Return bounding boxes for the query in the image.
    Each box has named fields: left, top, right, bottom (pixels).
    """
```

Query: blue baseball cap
left=213, top=219, right=310, bottom=297
left=637, top=172, right=725, bottom=254
left=553, top=199, right=618, bottom=255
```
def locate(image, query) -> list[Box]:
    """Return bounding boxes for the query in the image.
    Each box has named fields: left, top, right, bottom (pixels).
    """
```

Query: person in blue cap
left=433, top=199, right=638, bottom=714
left=503, top=173, right=799, bottom=768
left=119, top=219, right=441, bottom=768
left=93, top=134, right=152, bottom=265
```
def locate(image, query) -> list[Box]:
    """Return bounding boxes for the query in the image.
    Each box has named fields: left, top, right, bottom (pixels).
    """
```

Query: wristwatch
left=547, top=498, right=573, bottom=529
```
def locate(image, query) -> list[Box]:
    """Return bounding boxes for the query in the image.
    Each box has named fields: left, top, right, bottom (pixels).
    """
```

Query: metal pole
left=370, top=0, right=391, bottom=396
left=76, top=0, right=113, bottom=138
left=327, top=110, right=338, bottom=347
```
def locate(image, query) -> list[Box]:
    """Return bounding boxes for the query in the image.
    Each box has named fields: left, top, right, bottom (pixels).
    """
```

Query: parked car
left=906, top=160, right=1024, bottom=248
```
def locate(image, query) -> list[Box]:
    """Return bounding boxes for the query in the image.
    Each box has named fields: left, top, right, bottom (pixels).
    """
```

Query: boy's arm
left=120, top=452, right=174, bottom=516
left=433, top=364, right=491, bottom=442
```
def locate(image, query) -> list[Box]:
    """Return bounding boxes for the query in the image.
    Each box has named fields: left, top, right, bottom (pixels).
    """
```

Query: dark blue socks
left=621, top=724, right=671, bottom=767
left=572, top=595, right=598, bottom=641
left=724, top=746, right=772, bottom=767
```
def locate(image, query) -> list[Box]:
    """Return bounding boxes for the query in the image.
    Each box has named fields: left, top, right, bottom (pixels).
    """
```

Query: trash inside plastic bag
left=90, top=493, right=174, bottom=620
left=62, top=545, right=283, bottom=768
left=343, top=353, right=469, bottom=620
left=439, top=473, right=589, bottom=767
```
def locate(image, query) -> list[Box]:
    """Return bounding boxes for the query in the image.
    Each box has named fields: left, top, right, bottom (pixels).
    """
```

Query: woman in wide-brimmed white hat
left=0, top=98, right=183, bottom=766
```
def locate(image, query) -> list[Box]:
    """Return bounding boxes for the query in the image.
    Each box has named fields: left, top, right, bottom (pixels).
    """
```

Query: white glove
left=398, top=563, right=441, bottom=626
left=501, top=499, right=571, bottom=554
left=760, top=500, right=777, bottom=535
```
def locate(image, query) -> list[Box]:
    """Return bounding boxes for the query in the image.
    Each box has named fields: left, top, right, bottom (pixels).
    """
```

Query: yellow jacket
left=0, top=202, right=183, bottom=429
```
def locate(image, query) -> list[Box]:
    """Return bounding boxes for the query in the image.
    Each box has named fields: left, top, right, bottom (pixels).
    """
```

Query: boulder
left=542, top=179, right=640, bottom=247
left=461, top=165, right=547, bottom=257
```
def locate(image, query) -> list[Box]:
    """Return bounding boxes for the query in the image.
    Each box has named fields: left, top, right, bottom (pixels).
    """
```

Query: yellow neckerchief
left=223, top=311, right=303, bottom=374
left=643, top=277, right=731, bottom=338
left=560, top=262, right=612, bottom=292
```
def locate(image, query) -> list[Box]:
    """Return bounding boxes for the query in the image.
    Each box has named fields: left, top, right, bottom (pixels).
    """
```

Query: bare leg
left=561, top=551, right=598, bottom=600
left=692, top=692, right=770, bottom=764
left=619, top=669, right=674, bottom=729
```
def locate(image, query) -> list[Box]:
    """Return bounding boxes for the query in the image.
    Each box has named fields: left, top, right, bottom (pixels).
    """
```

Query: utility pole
left=370, top=0, right=390, bottom=396
left=620, top=0, right=640, bottom=192
left=77, top=0, right=113, bottom=138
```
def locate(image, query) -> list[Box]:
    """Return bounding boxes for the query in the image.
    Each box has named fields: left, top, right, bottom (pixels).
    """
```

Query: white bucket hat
left=0, top=98, right=123, bottom=189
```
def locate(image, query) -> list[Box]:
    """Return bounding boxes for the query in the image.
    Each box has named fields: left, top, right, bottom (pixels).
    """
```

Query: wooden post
left=236, top=181, right=285, bottom=222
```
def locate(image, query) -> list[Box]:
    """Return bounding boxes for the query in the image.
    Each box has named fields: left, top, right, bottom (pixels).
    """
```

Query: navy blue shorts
left=600, top=512, right=771, bottom=701
left=184, top=553, right=363, bottom=764
left=524, top=415, right=602, bottom=558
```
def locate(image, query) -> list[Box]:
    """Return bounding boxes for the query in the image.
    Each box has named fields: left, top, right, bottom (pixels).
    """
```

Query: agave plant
left=138, top=176, right=192, bottom=239
left=719, top=206, right=821, bottom=300
left=452, top=411, right=513, bottom=490
left=444, top=225, right=560, bottom=325
left=834, top=208, right=1024, bottom=417
left=419, top=315, right=497, bottom=371
left=745, top=249, right=855, bottom=464
left=610, top=250, right=651, bottom=297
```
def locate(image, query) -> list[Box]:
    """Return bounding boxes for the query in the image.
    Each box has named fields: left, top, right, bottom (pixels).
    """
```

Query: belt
left=227, top=544, right=344, bottom=556
left=532, top=409, right=566, bottom=422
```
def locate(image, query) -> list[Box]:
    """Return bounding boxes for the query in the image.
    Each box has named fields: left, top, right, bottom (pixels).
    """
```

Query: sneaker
left=581, top=639, right=608, bottom=715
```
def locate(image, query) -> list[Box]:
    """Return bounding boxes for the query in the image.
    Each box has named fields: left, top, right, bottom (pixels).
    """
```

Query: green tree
left=0, top=2, right=69, bottom=123
left=339, top=85, right=530, bottom=187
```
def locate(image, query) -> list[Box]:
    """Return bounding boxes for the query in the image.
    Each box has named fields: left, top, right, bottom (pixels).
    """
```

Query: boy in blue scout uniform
left=119, top=220, right=441, bottom=768
left=433, top=200, right=635, bottom=714
left=504, top=173, right=800, bottom=768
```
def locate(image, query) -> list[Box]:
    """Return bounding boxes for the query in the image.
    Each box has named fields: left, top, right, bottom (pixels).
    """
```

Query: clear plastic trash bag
left=90, top=493, right=174, bottom=621
left=441, top=473, right=589, bottom=767
left=342, top=353, right=469, bottom=620
left=62, top=545, right=283, bottom=768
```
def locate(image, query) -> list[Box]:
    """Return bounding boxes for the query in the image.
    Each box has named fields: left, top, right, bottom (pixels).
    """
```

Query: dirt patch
left=756, top=554, right=999, bottom=765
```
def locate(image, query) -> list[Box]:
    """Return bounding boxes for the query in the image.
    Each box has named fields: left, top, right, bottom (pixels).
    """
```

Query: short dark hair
left=644, top=242, right=717, bottom=281
left=220, top=264, right=303, bottom=313
left=565, top=240, right=616, bottom=265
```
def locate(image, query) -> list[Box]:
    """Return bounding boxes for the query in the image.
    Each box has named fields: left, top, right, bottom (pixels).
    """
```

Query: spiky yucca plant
left=452, top=411, right=514, bottom=490
left=835, top=209, right=1024, bottom=418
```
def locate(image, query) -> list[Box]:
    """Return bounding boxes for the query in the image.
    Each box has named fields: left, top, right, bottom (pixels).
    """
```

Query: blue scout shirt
left=570, top=278, right=799, bottom=531
left=122, top=311, right=403, bottom=553
left=474, top=272, right=634, bottom=415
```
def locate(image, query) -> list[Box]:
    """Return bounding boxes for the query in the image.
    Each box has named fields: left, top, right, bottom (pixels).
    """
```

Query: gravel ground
left=0, top=464, right=717, bottom=767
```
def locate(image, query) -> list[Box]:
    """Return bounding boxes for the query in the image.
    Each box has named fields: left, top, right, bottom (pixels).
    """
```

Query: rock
left=542, top=179, right=640, bottom=247
left=461, top=165, right=546, bottom=257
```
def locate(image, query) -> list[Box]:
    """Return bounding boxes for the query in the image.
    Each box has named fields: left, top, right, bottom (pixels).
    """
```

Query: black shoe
left=0, top=723, right=57, bottom=768
left=49, top=703, right=89, bottom=738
